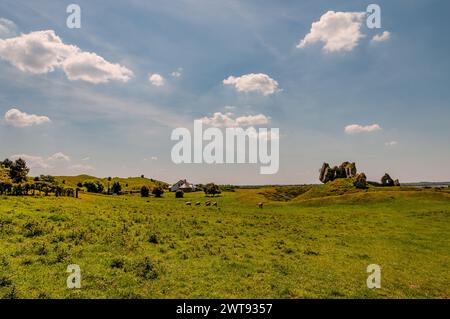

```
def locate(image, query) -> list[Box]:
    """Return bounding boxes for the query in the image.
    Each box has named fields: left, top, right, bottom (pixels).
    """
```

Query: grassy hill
left=0, top=178, right=449, bottom=298
left=53, top=175, right=168, bottom=191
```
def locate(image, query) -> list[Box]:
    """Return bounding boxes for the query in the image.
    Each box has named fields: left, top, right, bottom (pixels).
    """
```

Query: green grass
left=0, top=185, right=449, bottom=299
left=52, top=175, right=166, bottom=191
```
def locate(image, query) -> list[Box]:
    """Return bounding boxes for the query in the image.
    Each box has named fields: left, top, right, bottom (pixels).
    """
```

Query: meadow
left=0, top=184, right=449, bottom=299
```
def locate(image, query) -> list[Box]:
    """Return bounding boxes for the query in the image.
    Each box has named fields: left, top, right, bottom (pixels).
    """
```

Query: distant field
left=0, top=185, right=449, bottom=299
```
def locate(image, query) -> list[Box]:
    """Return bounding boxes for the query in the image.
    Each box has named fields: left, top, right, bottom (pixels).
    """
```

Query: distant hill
left=401, top=182, right=450, bottom=187
left=54, top=175, right=168, bottom=191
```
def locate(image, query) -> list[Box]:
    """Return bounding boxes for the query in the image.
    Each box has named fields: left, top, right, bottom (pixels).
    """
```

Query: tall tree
left=10, top=158, right=30, bottom=183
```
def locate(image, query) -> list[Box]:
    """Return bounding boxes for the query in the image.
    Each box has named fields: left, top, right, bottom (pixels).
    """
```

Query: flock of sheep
left=185, top=201, right=218, bottom=207
left=185, top=201, right=265, bottom=209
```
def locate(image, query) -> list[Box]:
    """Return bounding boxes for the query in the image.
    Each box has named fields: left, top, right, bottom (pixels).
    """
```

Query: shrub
left=152, top=186, right=164, bottom=198
left=83, top=180, right=104, bottom=193
left=0, top=276, right=12, bottom=287
left=148, top=233, right=159, bottom=244
left=204, top=183, right=221, bottom=197
left=111, top=182, right=122, bottom=195
left=140, top=186, right=150, bottom=197
left=136, top=257, right=159, bottom=280
left=175, top=190, right=184, bottom=198
left=110, top=258, right=125, bottom=269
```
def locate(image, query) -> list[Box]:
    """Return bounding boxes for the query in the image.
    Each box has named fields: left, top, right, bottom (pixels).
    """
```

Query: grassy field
left=0, top=184, right=449, bottom=299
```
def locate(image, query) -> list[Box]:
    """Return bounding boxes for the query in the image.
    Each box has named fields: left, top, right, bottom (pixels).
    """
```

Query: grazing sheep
left=258, top=202, right=264, bottom=209
left=185, top=202, right=192, bottom=206
left=195, top=202, right=201, bottom=206
left=205, top=201, right=211, bottom=206
left=213, top=202, right=218, bottom=207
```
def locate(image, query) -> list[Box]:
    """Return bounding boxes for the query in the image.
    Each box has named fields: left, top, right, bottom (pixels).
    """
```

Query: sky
left=0, top=0, right=450, bottom=185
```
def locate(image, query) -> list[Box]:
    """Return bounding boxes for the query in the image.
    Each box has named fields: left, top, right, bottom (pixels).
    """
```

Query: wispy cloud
left=345, top=124, right=382, bottom=134
left=372, top=31, right=391, bottom=43
left=200, top=112, right=270, bottom=127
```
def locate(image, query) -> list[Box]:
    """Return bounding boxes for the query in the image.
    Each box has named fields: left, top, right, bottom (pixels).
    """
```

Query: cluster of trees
left=1, top=158, right=29, bottom=183
left=82, top=180, right=105, bottom=193
left=0, top=158, right=76, bottom=197
left=140, top=185, right=165, bottom=198
left=79, top=180, right=124, bottom=194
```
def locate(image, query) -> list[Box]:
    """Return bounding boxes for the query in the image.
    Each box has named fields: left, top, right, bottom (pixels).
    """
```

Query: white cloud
left=63, top=51, right=133, bottom=84
left=235, top=114, right=270, bottom=127
left=345, top=124, right=382, bottom=134
left=149, top=73, right=165, bottom=86
left=200, top=112, right=270, bottom=128
left=69, top=164, right=94, bottom=171
left=223, top=73, right=280, bottom=96
left=385, top=141, right=398, bottom=147
left=81, top=157, right=90, bottom=161
left=10, top=154, right=50, bottom=169
left=0, top=30, right=133, bottom=83
left=372, top=31, right=391, bottom=43
left=0, top=18, right=17, bottom=38
left=4, top=108, right=51, bottom=127
left=0, top=30, right=77, bottom=74
left=297, top=11, right=366, bottom=52
left=171, top=68, right=182, bottom=78
left=48, top=152, right=70, bottom=162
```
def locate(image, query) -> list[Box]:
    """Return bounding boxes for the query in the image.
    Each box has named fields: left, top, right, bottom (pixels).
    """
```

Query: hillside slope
left=54, top=175, right=167, bottom=191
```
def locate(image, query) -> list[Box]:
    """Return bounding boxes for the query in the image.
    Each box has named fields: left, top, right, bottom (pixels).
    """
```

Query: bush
left=136, top=257, right=159, bottom=280
left=110, top=258, right=125, bottom=269
left=152, top=186, right=164, bottom=198
left=140, top=186, right=150, bottom=197
left=175, top=190, right=184, bottom=198
left=111, top=182, right=122, bottom=195
left=83, top=180, right=104, bottom=193
left=148, top=233, right=159, bottom=244
left=204, top=183, right=221, bottom=197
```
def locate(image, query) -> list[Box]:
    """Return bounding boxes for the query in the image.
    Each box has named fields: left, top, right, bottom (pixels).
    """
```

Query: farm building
left=170, top=179, right=196, bottom=192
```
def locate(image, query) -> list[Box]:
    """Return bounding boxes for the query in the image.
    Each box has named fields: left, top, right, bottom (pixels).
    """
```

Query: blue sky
left=0, top=0, right=449, bottom=184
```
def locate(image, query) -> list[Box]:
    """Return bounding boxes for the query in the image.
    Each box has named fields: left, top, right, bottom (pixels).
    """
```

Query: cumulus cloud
left=0, top=30, right=77, bottom=74
left=200, top=112, right=269, bottom=128
left=4, top=108, right=51, bottom=127
left=372, top=31, right=391, bottom=43
left=345, top=124, right=382, bottom=134
left=223, top=73, right=280, bottom=96
left=63, top=51, right=133, bottom=84
left=297, top=11, right=366, bottom=52
left=0, top=30, right=133, bottom=83
left=0, top=18, right=17, bottom=38
left=10, top=154, right=50, bottom=169
left=48, top=152, right=70, bottom=162
left=149, top=73, right=165, bottom=86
